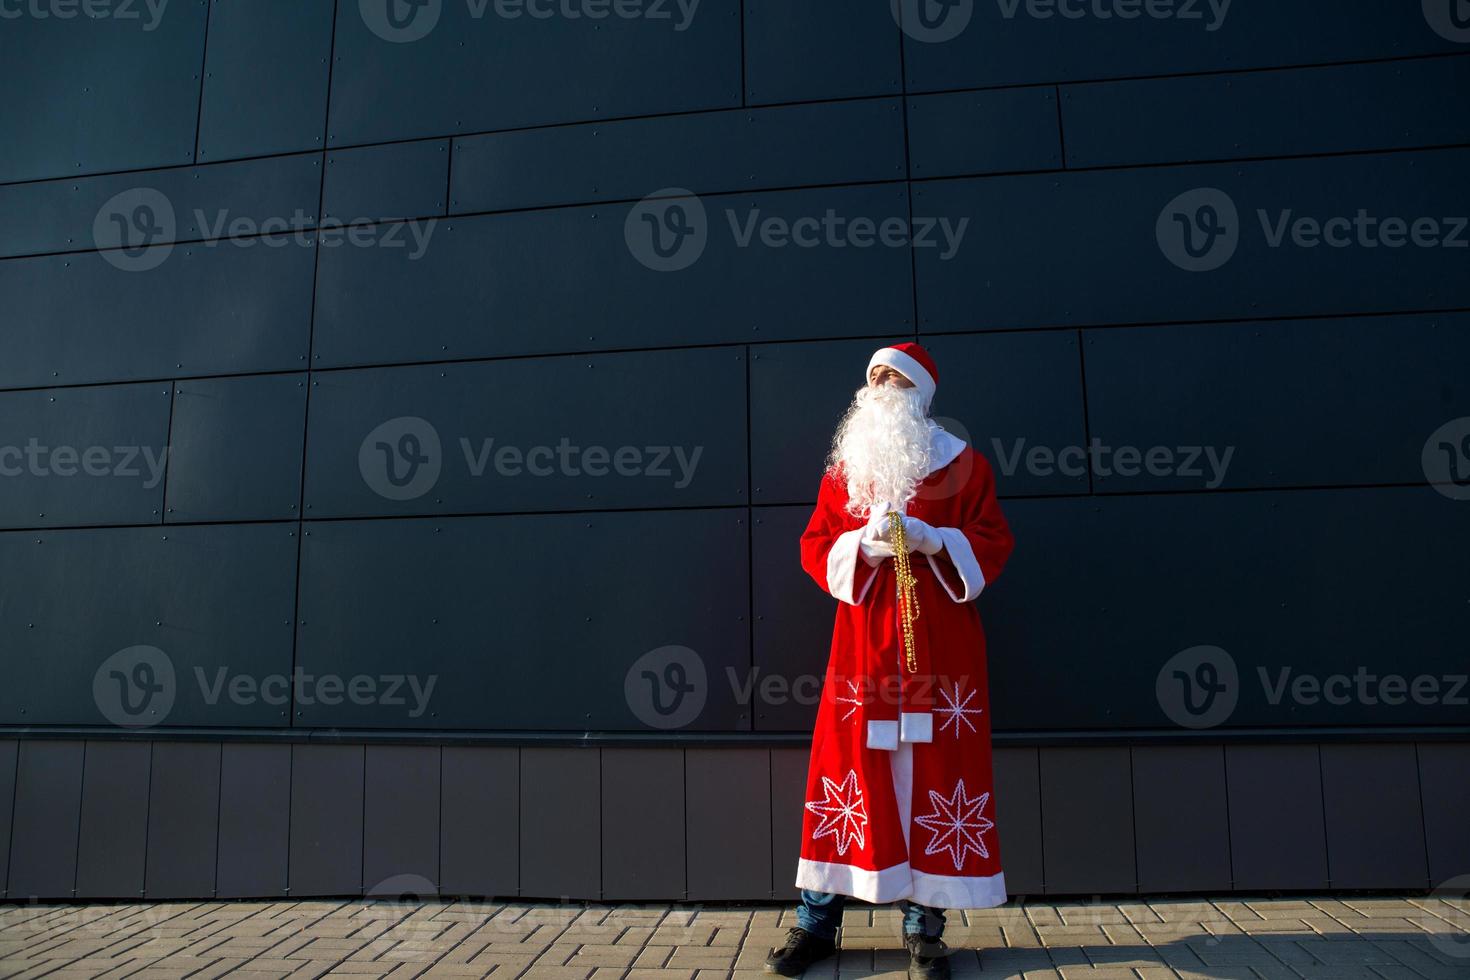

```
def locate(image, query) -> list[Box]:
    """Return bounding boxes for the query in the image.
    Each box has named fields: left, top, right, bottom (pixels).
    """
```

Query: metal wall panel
left=907, top=89, right=1062, bottom=179
left=1062, top=58, right=1470, bottom=168
left=991, top=747, right=1042, bottom=896
left=0, top=741, right=14, bottom=898
left=914, top=149, right=1470, bottom=330
left=216, top=743, right=291, bottom=899
left=686, top=748, right=772, bottom=900
left=0, top=382, right=172, bottom=530
left=1225, top=744, right=1328, bottom=890
left=1418, top=743, right=1470, bottom=886
left=303, top=348, right=746, bottom=517
left=196, top=0, right=335, bottom=162
left=920, top=332, right=1088, bottom=497
left=6, top=740, right=84, bottom=900
left=0, top=0, right=208, bottom=183
left=294, top=510, right=750, bottom=730
left=742, top=0, right=900, bottom=104
left=164, top=373, right=309, bottom=523
left=1320, top=744, right=1429, bottom=889
left=313, top=184, right=913, bottom=367
left=327, top=0, right=741, bottom=146
left=0, top=154, right=322, bottom=260
left=0, top=244, right=314, bottom=390
left=900, top=2, right=1458, bottom=93
left=363, top=746, right=442, bottom=896
left=440, top=747, right=518, bottom=898
left=289, top=744, right=366, bottom=897
left=520, top=747, right=599, bottom=900
left=450, top=99, right=906, bottom=214
left=145, top=742, right=222, bottom=899
left=324, top=140, right=450, bottom=223
left=75, top=741, right=151, bottom=899
left=984, top=489, right=1470, bottom=731
left=1038, top=747, right=1135, bottom=895
left=751, top=506, right=835, bottom=733
left=0, top=523, right=298, bottom=727
left=601, top=748, right=685, bottom=900
left=1131, top=745, right=1231, bottom=893
left=770, top=747, right=808, bottom=902
left=1084, top=314, right=1470, bottom=492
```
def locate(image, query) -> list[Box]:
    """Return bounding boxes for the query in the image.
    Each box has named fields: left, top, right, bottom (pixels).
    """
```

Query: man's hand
left=902, top=516, right=945, bottom=556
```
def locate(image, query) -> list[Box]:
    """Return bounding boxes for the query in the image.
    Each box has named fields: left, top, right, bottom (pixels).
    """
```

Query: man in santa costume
left=765, top=343, right=1015, bottom=979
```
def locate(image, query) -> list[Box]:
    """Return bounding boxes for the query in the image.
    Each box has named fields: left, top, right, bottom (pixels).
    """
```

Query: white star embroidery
left=836, top=680, right=864, bottom=722
left=934, top=682, right=983, bottom=737
left=805, top=770, right=869, bottom=856
left=914, top=779, right=994, bottom=871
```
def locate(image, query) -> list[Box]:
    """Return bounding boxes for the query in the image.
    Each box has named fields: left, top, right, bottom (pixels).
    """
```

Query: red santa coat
left=794, top=426, right=1015, bottom=908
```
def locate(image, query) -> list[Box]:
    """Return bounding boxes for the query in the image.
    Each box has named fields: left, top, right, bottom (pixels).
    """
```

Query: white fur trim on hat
left=867, top=347, right=936, bottom=409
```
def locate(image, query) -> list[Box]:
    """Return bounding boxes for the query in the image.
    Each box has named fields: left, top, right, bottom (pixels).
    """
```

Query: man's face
left=868, top=365, right=915, bottom=389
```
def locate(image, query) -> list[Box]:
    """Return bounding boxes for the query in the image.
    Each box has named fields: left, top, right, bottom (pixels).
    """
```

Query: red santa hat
left=866, top=341, right=938, bottom=410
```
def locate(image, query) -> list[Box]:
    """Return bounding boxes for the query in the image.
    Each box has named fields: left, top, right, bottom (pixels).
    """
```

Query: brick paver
left=0, top=896, right=1465, bottom=979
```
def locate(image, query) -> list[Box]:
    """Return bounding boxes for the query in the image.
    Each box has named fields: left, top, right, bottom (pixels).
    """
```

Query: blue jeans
left=795, top=888, right=946, bottom=942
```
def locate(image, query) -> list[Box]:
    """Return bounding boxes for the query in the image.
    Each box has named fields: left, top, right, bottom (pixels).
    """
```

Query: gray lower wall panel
left=1131, top=745, right=1232, bottom=894
left=1321, top=743, right=1429, bottom=889
left=440, top=747, right=518, bottom=898
left=520, top=748, right=600, bottom=901
left=363, top=746, right=442, bottom=897
left=1038, top=748, right=1136, bottom=895
left=6, top=740, right=85, bottom=900
left=0, top=741, right=19, bottom=899
left=289, top=745, right=366, bottom=898
left=991, top=747, right=1042, bottom=896
left=75, top=741, right=152, bottom=899
left=1225, top=744, right=1329, bottom=891
left=686, top=748, right=772, bottom=901
left=1418, top=744, right=1470, bottom=887
left=770, top=747, right=808, bottom=902
left=601, top=748, right=685, bottom=901
left=217, top=743, right=291, bottom=899
left=145, top=743, right=222, bottom=900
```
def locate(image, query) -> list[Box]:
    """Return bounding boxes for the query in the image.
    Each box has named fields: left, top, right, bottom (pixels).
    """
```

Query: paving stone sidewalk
left=0, top=895, right=1466, bottom=980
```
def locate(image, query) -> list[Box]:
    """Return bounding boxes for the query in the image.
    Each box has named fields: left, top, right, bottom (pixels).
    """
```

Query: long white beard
left=826, top=383, right=932, bottom=519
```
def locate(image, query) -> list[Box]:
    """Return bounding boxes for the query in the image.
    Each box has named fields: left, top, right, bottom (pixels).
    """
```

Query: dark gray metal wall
left=1, top=2, right=1467, bottom=901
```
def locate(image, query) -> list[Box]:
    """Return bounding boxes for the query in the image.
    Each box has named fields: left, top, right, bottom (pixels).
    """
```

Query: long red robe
left=795, top=428, right=1015, bottom=908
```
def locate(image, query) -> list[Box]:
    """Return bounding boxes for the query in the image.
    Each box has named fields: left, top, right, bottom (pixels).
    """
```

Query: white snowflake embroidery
left=836, top=680, right=864, bottom=722
left=805, top=769, right=869, bottom=856
left=934, top=682, right=983, bottom=737
left=914, top=779, right=994, bottom=871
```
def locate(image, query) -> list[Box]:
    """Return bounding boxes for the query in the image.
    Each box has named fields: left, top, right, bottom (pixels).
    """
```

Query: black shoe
left=764, top=926, right=837, bottom=976
left=905, top=932, right=952, bottom=980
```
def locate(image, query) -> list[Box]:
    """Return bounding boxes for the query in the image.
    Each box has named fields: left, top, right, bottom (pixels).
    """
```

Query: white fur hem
left=928, top=527, right=985, bottom=602
left=867, top=719, right=898, bottom=751
left=795, top=859, right=1008, bottom=909
left=900, top=711, right=933, bottom=743
left=827, top=528, right=879, bottom=605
